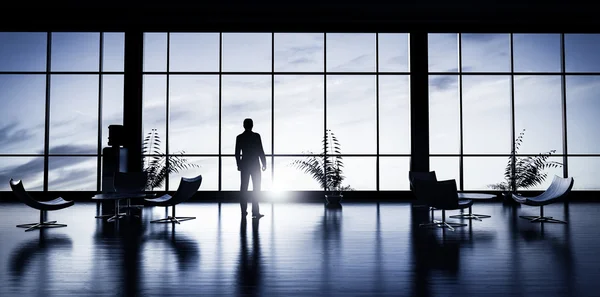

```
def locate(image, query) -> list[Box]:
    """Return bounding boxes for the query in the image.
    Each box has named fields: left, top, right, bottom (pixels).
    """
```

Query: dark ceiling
left=2, top=0, right=596, bottom=32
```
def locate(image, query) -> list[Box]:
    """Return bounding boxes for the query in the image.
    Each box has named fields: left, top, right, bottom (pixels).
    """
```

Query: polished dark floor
left=0, top=200, right=598, bottom=297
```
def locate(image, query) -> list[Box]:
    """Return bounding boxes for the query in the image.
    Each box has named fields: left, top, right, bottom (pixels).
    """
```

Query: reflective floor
left=0, top=201, right=598, bottom=297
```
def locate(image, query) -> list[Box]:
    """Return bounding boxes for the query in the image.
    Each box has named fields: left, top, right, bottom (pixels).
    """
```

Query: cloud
left=290, top=57, right=316, bottom=65
left=0, top=122, right=36, bottom=149
left=330, top=54, right=373, bottom=71
left=430, top=76, right=458, bottom=91
left=47, top=144, right=97, bottom=154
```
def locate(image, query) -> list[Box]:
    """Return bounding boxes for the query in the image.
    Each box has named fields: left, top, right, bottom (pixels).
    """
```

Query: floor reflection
left=9, top=229, right=73, bottom=279
left=0, top=201, right=595, bottom=297
left=237, top=217, right=262, bottom=297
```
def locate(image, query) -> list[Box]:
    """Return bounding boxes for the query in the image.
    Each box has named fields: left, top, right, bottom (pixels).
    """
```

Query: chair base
left=151, top=216, right=196, bottom=224
left=419, top=221, right=467, bottom=232
left=520, top=215, right=567, bottom=224
left=450, top=213, right=491, bottom=221
left=17, top=221, right=67, bottom=232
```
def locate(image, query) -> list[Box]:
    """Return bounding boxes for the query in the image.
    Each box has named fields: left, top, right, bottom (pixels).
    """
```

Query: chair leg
left=16, top=211, right=67, bottom=232
left=150, top=205, right=196, bottom=224
left=519, top=205, right=567, bottom=224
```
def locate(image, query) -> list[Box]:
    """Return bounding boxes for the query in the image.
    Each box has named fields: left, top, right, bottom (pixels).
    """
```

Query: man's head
left=243, top=118, right=253, bottom=131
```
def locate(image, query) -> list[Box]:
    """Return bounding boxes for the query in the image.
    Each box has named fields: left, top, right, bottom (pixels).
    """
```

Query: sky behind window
left=0, top=32, right=599, bottom=192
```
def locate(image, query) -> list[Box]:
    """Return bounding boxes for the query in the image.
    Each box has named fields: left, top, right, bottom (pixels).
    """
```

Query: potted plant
left=290, top=129, right=353, bottom=205
left=142, top=129, right=200, bottom=191
left=487, top=129, right=563, bottom=203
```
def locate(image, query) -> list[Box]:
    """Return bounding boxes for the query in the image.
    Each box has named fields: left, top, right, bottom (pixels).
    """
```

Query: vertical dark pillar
left=409, top=32, right=430, bottom=172
left=123, top=30, right=144, bottom=172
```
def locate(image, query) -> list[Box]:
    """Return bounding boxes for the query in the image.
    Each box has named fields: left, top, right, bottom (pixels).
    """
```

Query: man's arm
left=235, top=135, right=242, bottom=170
left=257, top=134, right=267, bottom=169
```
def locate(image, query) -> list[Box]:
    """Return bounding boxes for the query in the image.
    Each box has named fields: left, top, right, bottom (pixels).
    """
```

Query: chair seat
left=511, top=176, right=574, bottom=207
left=38, top=197, right=74, bottom=211
left=145, top=194, right=173, bottom=206
left=457, top=199, right=474, bottom=209
left=512, top=194, right=560, bottom=206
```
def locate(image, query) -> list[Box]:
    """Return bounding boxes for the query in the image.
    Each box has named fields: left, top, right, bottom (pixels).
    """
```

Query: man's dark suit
left=235, top=130, right=266, bottom=215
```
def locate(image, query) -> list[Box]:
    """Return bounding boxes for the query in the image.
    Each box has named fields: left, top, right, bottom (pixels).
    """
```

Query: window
left=141, top=32, right=411, bottom=192
left=427, top=33, right=582, bottom=191
left=0, top=32, right=124, bottom=191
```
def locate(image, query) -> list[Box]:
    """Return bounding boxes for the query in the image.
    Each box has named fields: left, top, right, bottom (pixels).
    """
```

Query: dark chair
left=9, top=179, right=74, bottom=232
left=512, top=175, right=574, bottom=223
left=145, top=175, right=202, bottom=224
left=413, top=179, right=472, bottom=231
left=409, top=171, right=438, bottom=214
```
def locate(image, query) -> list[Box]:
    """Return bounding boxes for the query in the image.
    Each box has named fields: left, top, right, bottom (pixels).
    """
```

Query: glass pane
left=430, top=157, right=460, bottom=188
left=568, top=157, right=600, bottom=190
left=0, top=157, right=44, bottom=191
left=222, top=33, right=272, bottom=72
left=0, top=75, right=46, bottom=154
left=565, top=34, right=600, bottom=72
left=221, top=75, right=272, bottom=155
left=144, top=33, right=167, bottom=72
left=461, top=33, right=511, bottom=72
left=48, top=156, right=97, bottom=191
left=379, top=157, right=410, bottom=190
left=462, top=75, right=511, bottom=154
left=102, top=32, right=125, bottom=72
left=222, top=157, right=272, bottom=191
left=168, top=157, right=218, bottom=191
left=169, top=75, right=219, bottom=154
left=0, top=32, right=47, bottom=71
left=273, top=157, right=322, bottom=191
left=566, top=76, right=600, bottom=154
left=379, top=75, right=410, bottom=154
left=274, top=75, right=324, bottom=154
left=101, top=75, right=124, bottom=148
left=326, top=33, right=376, bottom=72
left=463, top=157, right=508, bottom=191
left=51, top=32, right=100, bottom=72
left=514, top=76, right=563, bottom=154
left=513, top=34, right=561, bottom=72
left=342, top=157, right=376, bottom=190
left=49, top=75, right=98, bottom=154
left=143, top=75, right=167, bottom=154
left=429, top=75, right=459, bottom=154
left=169, top=33, right=220, bottom=72
left=326, top=75, right=376, bottom=154
left=274, top=33, right=324, bottom=72
left=378, top=33, right=409, bottom=72
left=428, top=33, right=458, bottom=72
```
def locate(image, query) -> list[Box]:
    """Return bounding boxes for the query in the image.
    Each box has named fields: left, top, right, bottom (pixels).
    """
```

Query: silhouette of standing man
left=235, top=118, right=266, bottom=219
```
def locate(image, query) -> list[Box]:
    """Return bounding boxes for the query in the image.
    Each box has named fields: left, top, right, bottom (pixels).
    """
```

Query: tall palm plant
left=142, top=129, right=199, bottom=191
left=291, top=129, right=353, bottom=195
left=488, top=129, right=562, bottom=193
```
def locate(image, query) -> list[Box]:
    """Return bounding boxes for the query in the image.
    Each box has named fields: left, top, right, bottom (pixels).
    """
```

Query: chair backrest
left=537, top=175, right=574, bottom=201
left=170, top=175, right=202, bottom=204
left=9, top=179, right=43, bottom=210
left=409, top=171, right=437, bottom=204
left=417, top=179, right=460, bottom=210
left=113, top=171, right=147, bottom=193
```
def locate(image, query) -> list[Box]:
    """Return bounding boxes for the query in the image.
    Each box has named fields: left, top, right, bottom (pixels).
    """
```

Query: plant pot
left=325, top=194, right=343, bottom=205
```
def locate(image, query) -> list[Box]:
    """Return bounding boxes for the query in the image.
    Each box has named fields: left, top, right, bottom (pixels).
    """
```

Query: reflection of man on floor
left=235, top=118, right=266, bottom=219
